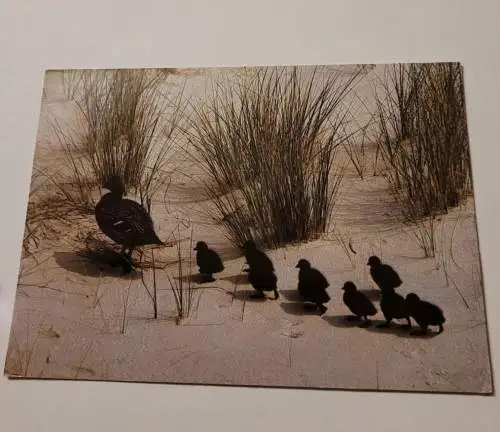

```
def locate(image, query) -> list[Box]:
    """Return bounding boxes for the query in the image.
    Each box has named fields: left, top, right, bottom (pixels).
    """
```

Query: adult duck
left=95, top=174, right=164, bottom=271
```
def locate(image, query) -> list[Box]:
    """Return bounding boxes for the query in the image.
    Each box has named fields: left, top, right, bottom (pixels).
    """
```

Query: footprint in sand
left=280, top=319, right=305, bottom=339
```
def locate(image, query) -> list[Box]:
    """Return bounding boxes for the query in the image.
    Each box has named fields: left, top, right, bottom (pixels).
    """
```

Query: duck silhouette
left=406, top=293, right=446, bottom=335
left=377, top=287, right=411, bottom=329
left=367, top=255, right=403, bottom=292
left=241, top=239, right=275, bottom=273
left=95, top=174, right=164, bottom=272
left=194, top=241, right=224, bottom=283
left=296, top=259, right=330, bottom=315
left=341, top=281, right=377, bottom=327
left=247, top=268, right=279, bottom=300
left=241, top=240, right=278, bottom=299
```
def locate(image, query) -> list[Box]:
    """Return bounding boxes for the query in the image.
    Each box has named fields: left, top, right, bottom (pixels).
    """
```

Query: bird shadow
left=359, top=288, right=381, bottom=302
left=219, top=274, right=248, bottom=286
left=322, top=314, right=365, bottom=328
left=280, top=301, right=323, bottom=316
left=323, top=316, right=438, bottom=339
left=231, top=289, right=268, bottom=302
left=174, top=273, right=204, bottom=284
left=279, top=289, right=302, bottom=302
left=173, top=273, right=240, bottom=289
left=363, top=320, right=439, bottom=339
left=53, top=250, right=141, bottom=279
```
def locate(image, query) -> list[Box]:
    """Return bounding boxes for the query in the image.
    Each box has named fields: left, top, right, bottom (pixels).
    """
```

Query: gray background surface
left=0, top=1, right=499, bottom=430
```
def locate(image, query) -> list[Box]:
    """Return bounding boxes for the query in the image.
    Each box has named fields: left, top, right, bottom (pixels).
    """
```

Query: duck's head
left=295, top=259, right=311, bottom=270
left=406, top=293, right=420, bottom=304
left=242, top=239, right=257, bottom=251
left=102, top=174, right=126, bottom=197
left=367, top=255, right=381, bottom=267
left=342, top=281, right=357, bottom=292
left=194, top=241, right=208, bottom=251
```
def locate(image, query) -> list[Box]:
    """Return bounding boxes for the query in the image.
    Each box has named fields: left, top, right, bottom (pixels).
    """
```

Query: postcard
left=4, top=63, right=493, bottom=395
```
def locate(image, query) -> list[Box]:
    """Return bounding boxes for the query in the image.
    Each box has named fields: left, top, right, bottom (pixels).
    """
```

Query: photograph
left=3, top=62, right=494, bottom=394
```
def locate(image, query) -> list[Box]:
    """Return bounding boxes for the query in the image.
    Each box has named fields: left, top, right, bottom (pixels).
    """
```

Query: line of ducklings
left=91, top=177, right=445, bottom=337
left=194, top=240, right=446, bottom=337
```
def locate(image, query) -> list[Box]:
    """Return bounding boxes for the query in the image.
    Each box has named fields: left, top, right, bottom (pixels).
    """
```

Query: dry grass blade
left=186, top=65, right=364, bottom=249
left=49, top=68, right=187, bottom=216
left=374, top=62, right=472, bottom=257
left=167, top=226, right=196, bottom=323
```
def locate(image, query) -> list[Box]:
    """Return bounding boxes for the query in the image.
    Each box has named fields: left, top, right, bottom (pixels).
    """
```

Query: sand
left=3, top=65, right=493, bottom=394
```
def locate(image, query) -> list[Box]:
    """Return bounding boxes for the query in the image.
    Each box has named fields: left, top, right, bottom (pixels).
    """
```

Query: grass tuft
left=186, top=66, right=363, bottom=249
left=50, top=68, right=186, bottom=213
left=374, top=62, right=472, bottom=256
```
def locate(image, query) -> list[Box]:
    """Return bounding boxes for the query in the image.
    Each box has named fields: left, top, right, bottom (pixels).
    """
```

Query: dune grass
left=186, top=66, right=364, bottom=249
left=166, top=226, right=196, bottom=323
left=374, top=62, right=472, bottom=256
left=50, top=68, right=186, bottom=213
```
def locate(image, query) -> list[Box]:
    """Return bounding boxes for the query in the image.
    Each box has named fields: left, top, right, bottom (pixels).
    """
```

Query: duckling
left=341, top=281, right=378, bottom=327
left=296, top=259, right=330, bottom=315
left=406, top=293, right=445, bottom=335
left=241, top=240, right=278, bottom=299
left=378, top=287, right=411, bottom=329
left=193, top=241, right=224, bottom=283
left=247, top=268, right=279, bottom=300
left=242, top=239, right=275, bottom=274
left=367, top=255, right=402, bottom=292
left=95, top=174, right=164, bottom=272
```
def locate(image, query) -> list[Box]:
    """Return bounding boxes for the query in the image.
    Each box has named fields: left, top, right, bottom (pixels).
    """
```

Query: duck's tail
left=150, top=232, right=166, bottom=246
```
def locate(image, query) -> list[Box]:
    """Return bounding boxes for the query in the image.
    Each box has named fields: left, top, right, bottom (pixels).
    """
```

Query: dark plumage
left=242, top=240, right=275, bottom=273
left=377, top=287, right=411, bottom=329
left=342, top=281, right=378, bottom=327
left=194, top=241, right=224, bottom=283
left=241, top=240, right=279, bottom=300
left=95, top=175, right=163, bottom=273
left=406, top=293, right=445, bottom=335
left=247, top=268, right=279, bottom=300
left=367, top=255, right=402, bottom=292
left=296, top=259, right=330, bottom=315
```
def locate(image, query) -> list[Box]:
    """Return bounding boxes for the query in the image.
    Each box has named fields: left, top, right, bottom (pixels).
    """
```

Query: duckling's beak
left=295, top=264, right=300, bottom=268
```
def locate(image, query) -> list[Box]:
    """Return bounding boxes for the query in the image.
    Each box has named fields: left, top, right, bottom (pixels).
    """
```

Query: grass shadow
left=53, top=250, right=141, bottom=279
left=168, top=182, right=211, bottom=205
left=334, top=183, right=404, bottom=231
